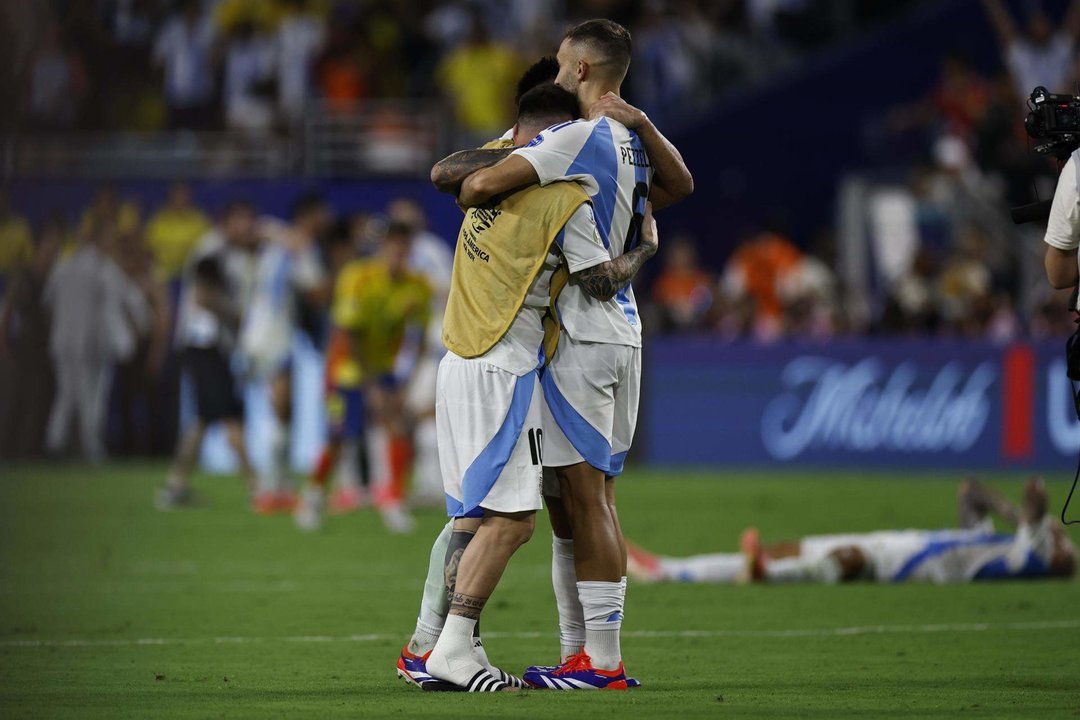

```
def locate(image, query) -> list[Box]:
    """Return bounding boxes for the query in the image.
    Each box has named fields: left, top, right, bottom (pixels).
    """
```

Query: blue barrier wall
left=644, top=339, right=1079, bottom=469
left=201, top=337, right=1080, bottom=474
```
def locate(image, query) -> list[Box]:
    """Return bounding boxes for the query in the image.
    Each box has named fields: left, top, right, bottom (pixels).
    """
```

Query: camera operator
left=1044, top=150, right=1080, bottom=290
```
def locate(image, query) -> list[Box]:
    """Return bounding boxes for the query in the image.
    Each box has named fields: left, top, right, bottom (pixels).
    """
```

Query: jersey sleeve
left=559, top=203, right=611, bottom=274
left=511, top=120, right=600, bottom=194
left=1045, top=155, right=1080, bottom=251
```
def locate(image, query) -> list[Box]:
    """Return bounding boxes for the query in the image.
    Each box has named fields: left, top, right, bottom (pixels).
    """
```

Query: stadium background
left=2, top=0, right=1080, bottom=718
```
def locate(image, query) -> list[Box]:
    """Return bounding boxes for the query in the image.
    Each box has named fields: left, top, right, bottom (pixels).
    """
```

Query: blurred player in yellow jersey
left=296, top=223, right=432, bottom=532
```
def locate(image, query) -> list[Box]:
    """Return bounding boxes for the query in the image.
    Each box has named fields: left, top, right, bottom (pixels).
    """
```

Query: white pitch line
left=1, top=619, right=1077, bottom=649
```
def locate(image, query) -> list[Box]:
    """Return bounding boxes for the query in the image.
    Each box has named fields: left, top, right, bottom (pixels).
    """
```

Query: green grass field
left=1, top=463, right=1078, bottom=719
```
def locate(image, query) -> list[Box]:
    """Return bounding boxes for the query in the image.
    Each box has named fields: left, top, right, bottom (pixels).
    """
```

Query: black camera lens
left=1025, top=110, right=1046, bottom=138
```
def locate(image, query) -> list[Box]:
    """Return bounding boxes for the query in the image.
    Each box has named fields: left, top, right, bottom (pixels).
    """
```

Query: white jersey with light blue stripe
left=513, top=117, right=653, bottom=348
left=803, top=520, right=1055, bottom=584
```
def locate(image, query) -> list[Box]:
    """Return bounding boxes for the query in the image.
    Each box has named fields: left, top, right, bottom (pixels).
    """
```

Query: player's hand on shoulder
left=640, top=202, right=658, bottom=257
left=588, top=92, right=647, bottom=129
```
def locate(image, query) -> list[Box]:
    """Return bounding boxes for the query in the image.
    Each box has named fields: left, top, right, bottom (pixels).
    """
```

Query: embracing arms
left=430, top=148, right=514, bottom=195
left=589, top=93, right=694, bottom=211
left=575, top=202, right=659, bottom=302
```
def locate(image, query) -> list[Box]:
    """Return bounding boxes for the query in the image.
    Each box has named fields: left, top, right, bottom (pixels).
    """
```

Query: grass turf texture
left=0, top=464, right=1078, bottom=719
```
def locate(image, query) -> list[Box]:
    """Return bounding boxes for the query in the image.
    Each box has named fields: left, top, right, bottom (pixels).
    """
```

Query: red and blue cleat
left=523, top=651, right=633, bottom=690
left=397, top=646, right=442, bottom=689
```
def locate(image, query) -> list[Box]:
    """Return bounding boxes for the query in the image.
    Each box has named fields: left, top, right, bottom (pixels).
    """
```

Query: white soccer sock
left=408, top=520, right=453, bottom=655
left=410, top=418, right=442, bottom=505
left=551, top=536, right=585, bottom=661
left=426, top=614, right=486, bottom=685
left=764, top=556, right=842, bottom=584
left=259, top=417, right=289, bottom=494
left=578, top=580, right=623, bottom=671
left=335, top=438, right=361, bottom=489
left=366, top=426, right=390, bottom=500
left=661, top=552, right=745, bottom=583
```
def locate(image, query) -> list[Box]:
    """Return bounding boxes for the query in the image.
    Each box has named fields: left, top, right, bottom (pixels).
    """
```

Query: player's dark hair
left=514, top=56, right=559, bottom=104
left=291, top=191, right=327, bottom=221
left=222, top=198, right=256, bottom=218
left=564, top=19, right=631, bottom=79
left=384, top=220, right=413, bottom=241
left=517, top=83, right=580, bottom=127
left=193, top=255, right=226, bottom=289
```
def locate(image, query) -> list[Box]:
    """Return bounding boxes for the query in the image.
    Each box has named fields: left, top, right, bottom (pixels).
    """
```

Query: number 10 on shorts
left=527, top=428, right=543, bottom=466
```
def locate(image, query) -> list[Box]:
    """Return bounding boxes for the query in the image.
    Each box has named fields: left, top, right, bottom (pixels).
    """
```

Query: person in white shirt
left=44, top=220, right=149, bottom=463
left=401, top=83, right=660, bottom=692
left=223, top=21, right=276, bottom=133
left=423, top=20, right=692, bottom=690
left=626, top=477, right=1075, bottom=585
left=240, top=194, right=331, bottom=512
left=275, top=0, right=325, bottom=127
left=983, top=0, right=1080, bottom=101
left=160, top=201, right=264, bottom=509
left=153, top=0, right=217, bottom=129
left=1044, top=148, right=1080, bottom=289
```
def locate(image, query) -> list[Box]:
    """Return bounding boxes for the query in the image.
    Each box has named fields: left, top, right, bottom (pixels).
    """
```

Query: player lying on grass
left=627, top=477, right=1076, bottom=585
left=419, top=19, right=693, bottom=692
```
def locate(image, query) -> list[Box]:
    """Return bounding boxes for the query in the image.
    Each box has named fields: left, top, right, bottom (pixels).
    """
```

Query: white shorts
left=540, top=336, right=641, bottom=488
left=437, top=352, right=544, bottom=518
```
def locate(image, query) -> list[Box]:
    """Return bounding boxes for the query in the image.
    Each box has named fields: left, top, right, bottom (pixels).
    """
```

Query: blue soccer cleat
left=526, top=652, right=640, bottom=687
left=523, top=651, right=631, bottom=690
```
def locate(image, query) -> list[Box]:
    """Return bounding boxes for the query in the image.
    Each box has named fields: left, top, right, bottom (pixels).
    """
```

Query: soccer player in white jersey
left=441, top=19, right=693, bottom=690
left=240, top=194, right=332, bottom=512
left=403, top=83, right=661, bottom=693
left=627, top=478, right=1076, bottom=585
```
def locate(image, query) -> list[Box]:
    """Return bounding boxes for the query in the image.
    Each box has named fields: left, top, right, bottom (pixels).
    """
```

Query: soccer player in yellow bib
left=295, top=223, right=432, bottom=532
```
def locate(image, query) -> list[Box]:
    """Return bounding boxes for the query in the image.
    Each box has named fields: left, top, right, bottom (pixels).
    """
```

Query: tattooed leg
left=426, top=511, right=536, bottom=690
left=449, top=592, right=487, bottom=620
left=444, top=524, right=482, bottom=637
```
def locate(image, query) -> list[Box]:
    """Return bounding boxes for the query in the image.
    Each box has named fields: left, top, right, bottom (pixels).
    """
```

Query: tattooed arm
left=430, top=148, right=514, bottom=195
left=575, top=202, right=659, bottom=302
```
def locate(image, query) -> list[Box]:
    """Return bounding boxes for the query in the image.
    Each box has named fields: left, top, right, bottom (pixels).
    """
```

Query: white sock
left=551, top=536, right=585, bottom=661
left=620, top=574, right=628, bottom=614
left=578, top=580, right=623, bottom=670
left=427, top=614, right=485, bottom=685
left=765, top=555, right=842, bottom=584
left=408, top=520, right=453, bottom=655
left=264, top=417, right=289, bottom=493
left=661, top=552, right=745, bottom=583
left=366, top=426, right=390, bottom=500
left=336, top=438, right=361, bottom=489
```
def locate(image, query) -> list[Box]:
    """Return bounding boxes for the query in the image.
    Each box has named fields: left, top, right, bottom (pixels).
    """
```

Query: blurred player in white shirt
left=241, top=194, right=332, bottom=512
left=627, top=478, right=1076, bottom=585
left=159, top=201, right=263, bottom=508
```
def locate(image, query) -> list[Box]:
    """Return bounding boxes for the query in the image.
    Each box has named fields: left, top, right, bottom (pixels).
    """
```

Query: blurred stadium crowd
left=4, top=0, right=1080, bottom=463
left=18, top=0, right=917, bottom=138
